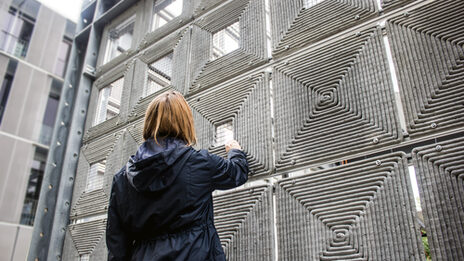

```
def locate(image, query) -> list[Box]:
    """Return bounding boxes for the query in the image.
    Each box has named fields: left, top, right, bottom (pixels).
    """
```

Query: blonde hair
left=143, top=90, right=196, bottom=145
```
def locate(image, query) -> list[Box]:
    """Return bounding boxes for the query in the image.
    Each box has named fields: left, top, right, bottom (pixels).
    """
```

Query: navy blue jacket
left=106, top=137, right=249, bottom=260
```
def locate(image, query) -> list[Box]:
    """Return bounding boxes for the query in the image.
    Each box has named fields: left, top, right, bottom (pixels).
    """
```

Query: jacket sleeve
left=106, top=174, right=132, bottom=261
left=208, top=149, right=249, bottom=190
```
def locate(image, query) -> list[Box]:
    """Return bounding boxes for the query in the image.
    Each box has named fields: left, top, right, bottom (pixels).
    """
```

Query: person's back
left=106, top=91, right=249, bottom=260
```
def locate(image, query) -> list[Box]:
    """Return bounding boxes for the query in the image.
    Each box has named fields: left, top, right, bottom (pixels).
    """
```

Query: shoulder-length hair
left=143, top=90, right=196, bottom=145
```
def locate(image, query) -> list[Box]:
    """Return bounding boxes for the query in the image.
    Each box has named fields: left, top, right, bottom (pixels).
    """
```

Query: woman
left=106, top=90, right=249, bottom=260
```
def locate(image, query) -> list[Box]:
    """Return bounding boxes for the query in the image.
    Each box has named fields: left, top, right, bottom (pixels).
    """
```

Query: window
left=0, top=59, right=17, bottom=125
left=39, top=79, right=62, bottom=145
left=86, top=161, right=106, bottom=192
left=0, top=7, right=34, bottom=58
left=73, top=214, right=107, bottom=224
left=20, top=147, right=47, bottom=226
left=104, top=16, right=135, bottom=63
left=211, top=21, right=240, bottom=60
left=54, top=38, right=72, bottom=78
left=152, top=0, right=183, bottom=30
left=146, top=52, right=172, bottom=96
left=94, top=77, right=123, bottom=125
left=215, top=121, right=234, bottom=146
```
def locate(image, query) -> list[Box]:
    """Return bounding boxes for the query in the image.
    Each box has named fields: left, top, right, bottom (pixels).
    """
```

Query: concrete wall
left=0, top=0, right=75, bottom=259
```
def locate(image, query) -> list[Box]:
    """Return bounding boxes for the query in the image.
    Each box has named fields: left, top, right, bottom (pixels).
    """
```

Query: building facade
left=0, top=0, right=75, bottom=259
left=29, top=0, right=464, bottom=260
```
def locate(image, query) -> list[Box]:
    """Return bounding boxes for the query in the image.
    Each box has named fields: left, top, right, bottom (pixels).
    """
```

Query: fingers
left=225, top=140, right=241, bottom=152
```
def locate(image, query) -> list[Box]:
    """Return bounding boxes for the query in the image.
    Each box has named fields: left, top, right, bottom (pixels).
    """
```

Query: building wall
left=62, top=0, right=464, bottom=260
left=0, top=0, right=75, bottom=260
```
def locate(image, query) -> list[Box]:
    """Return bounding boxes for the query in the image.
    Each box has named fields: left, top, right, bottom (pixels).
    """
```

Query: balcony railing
left=0, top=30, right=29, bottom=58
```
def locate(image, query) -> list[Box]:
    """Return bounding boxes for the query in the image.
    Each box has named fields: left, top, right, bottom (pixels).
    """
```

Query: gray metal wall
left=61, top=0, right=464, bottom=260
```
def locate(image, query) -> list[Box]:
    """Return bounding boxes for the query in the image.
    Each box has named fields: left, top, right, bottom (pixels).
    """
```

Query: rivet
left=65, top=201, right=70, bottom=206
left=133, top=124, right=136, bottom=129
left=435, top=145, right=442, bottom=152
left=355, top=32, right=361, bottom=37
left=197, top=97, right=200, bottom=102
left=431, top=122, right=437, bottom=128
left=336, top=233, right=344, bottom=238
left=57, top=141, right=61, bottom=146
left=64, top=102, right=69, bottom=107
left=403, top=12, right=409, bottom=17
left=61, top=121, right=65, bottom=126
left=354, top=15, right=360, bottom=20
left=81, top=109, right=85, bottom=114
left=44, top=208, right=48, bottom=213
left=39, top=232, right=44, bottom=237
left=291, top=159, right=296, bottom=165
left=73, top=153, right=78, bottom=158
left=52, top=162, right=57, bottom=167
left=284, top=45, right=290, bottom=50
left=69, top=177, right=74, bottom=182
left=85, top=89, right=89, bottom=93
left=48, top=184, right=53, bottom=189
left=284, top=61, right=289, bottom=66
left=77, top=130, right=82, bottom=135
left=372, top=137, right=379, bottom=144
left=375, top=160, right=382, bottom=166
left=68, top=84, right=72, bottom=88
left=61, top=228, right=66, bottom=232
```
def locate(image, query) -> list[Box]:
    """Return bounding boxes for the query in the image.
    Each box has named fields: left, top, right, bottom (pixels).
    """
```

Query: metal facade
left=30, top=0, right=464, bottom=260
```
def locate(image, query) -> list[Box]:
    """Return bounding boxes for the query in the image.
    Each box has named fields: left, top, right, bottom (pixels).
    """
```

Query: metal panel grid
left=48, top=0, right=464, bottom=260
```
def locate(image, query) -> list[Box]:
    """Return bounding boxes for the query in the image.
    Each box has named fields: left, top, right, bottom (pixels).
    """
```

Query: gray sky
left=36, top=0, right=84, bottom=22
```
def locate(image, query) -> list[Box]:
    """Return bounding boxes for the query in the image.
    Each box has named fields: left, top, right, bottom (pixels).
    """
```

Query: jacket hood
left=126, top=137, right=192, bottom=192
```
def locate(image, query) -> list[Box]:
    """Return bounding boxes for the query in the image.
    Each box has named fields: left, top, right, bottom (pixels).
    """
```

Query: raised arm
left=209, top=140, right=249, bottom=190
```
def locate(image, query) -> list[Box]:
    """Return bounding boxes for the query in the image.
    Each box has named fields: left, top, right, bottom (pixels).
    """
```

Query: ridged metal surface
left=70, top=189, right=109, bottom=219
left=274, top=27, right=402, bottom=170
left=387, top=0, right=464, bottom=137
left=188, top=73, right=273, bottom=176
left=213, top=184, right=274, bottom=260
left=277, top=152, right=424, bottom=260
left=69, top=218, right=107, bottom=255
left=188, top=0, right=268, bottom=94
left=270, top=0, right=378, bottom=57
left=82, top=131, right=122, bottom=163
left=412, top=136, right=464, bottom=261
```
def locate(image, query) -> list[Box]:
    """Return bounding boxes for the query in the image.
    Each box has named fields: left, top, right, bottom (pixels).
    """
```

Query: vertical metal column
left=47, top=24, right=101, bottom=260
left=27, top=38, right=84, bottom=261
left=27, top=10, right=92, bottom=261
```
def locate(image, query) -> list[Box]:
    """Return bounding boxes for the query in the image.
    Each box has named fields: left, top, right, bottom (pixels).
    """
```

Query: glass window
left=94, top=77, right=123, bottom=125
left=215, top=121, right=234, bottom=146
left=146, top=52, right=172, bottom=96
left=73, top=214, right=107, bottom=224
left=104, top=16, right=135, bottom=63
left=211, top=21, right=240, bottom=60
left=20, top=147, right=48, bottom=226
left=0, top=59, right=17, bottom=126
left=86, top=161, right=106, bottom=192
left=39, top=79, right=62, bottom=145
left=54, top=39, right=72, bottom=78
left=152, top=0, right=183, bottom=30
left=0, top=8, right=34, bottom=58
